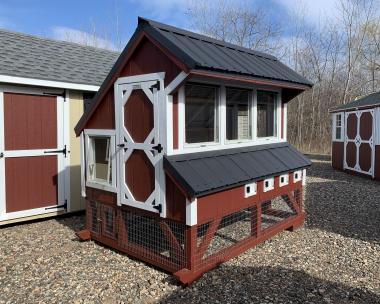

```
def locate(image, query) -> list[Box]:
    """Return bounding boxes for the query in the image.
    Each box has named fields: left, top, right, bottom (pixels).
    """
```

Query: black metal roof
left=332, top=91, right=380, bottom=112
left=139, top=18, right=313, bottom=87
left=164, top=142, right=311, bottom=198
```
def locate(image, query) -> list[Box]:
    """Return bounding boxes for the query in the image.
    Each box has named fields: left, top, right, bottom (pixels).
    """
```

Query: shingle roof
left=164, top=142, right=311, bottom=198
left=140, top=17, right=313, bottom=87
left=0, top=28, right=120, bottom=86
left=332, top=91, right=380, bottom=112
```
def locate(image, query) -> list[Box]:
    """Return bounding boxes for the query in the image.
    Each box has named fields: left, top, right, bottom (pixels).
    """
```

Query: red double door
left=0, top=92, right=67, bottom=220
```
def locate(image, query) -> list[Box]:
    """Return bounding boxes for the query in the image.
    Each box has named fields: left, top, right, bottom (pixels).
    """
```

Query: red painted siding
left=331, top=141, right=344, bottom=170
left=5, top=156, right=58, bottom=212
left=4, top=93, right=57, bottom=150
left=165, top=175, right=186, bottom=222
left=84, top=36, right=181, bottom=131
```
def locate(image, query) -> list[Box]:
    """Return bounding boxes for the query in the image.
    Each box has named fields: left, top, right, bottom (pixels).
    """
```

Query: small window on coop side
left=334, top=113, right=343, bottom=141
left=293, top=170, right=302, bottom=183
left=85, top=132, right=116, bottom=192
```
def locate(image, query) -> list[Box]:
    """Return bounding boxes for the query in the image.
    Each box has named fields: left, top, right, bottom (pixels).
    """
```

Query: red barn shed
left=331, top=92, right=380, bottom=180
left=75, top=17, right=312, bottom=284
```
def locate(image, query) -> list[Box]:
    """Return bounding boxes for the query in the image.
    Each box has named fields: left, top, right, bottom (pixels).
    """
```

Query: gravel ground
left=0, top=159, right=379, bottom=304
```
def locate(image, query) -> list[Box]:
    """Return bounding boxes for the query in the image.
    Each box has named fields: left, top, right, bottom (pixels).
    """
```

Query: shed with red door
left=331, top=92, right=380, bottom=180
left=75, top=17, right=312, bottom=284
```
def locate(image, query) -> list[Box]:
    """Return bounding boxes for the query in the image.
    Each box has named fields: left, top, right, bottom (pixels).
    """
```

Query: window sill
left=86, top=181, right=117, bottom=193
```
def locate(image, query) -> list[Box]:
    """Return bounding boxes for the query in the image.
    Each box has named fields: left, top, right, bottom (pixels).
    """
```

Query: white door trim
left=0, top=91, right=5, bottom=216
left=0, top=89, right=68, bottom=220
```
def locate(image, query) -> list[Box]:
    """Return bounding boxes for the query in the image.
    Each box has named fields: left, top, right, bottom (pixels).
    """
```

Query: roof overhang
left=189, top=70, right=312, bottom=91
left=0, top=74, right=100, bottom=91
left=330, top=103, right=380, bottom=113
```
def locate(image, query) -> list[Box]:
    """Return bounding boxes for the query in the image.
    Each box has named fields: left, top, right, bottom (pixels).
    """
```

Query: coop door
left=344, top=109, right=374, bottom=176
left=115, top=73, right=165, bottom=216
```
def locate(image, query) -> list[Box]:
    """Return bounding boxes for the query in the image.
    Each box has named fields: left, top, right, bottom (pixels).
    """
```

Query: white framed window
left=279, top=174, right=289, bottom=187
left=84, top=129, right=117, bottom=192
left=263, top=177, right=275, bottom=192
left=293, top=170, right=302, bottom=183
left=226, top=87, right=252, bottom=142
left=333, top=113, right=343, bottom=141
left=176, top=82, right=283, bottom=154
left=184, top=83, right=219, bottom=146
left=244, top=182, right=257, bottom=198
left=257, top=90, right=278, bottom=139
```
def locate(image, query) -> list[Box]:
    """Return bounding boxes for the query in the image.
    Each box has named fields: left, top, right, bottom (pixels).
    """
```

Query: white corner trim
left=186, top=198, right=198, bottom=226
left=80, top=132, right=86, bottom=197
left=0, top=75, right=100, bottom=91
left=302, top=169, right=307, bottom=186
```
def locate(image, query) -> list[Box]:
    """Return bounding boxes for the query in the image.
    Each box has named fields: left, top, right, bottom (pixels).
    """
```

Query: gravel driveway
left=0, top=159, right=379, bottom=304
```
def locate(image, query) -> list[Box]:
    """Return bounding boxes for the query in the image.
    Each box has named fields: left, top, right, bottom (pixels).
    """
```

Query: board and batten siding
left=69, top=90, right=86, bottom=211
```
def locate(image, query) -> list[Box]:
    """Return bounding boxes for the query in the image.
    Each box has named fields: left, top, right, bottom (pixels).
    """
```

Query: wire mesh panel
left=102, top=205, right=118, bottom=240
left=86, top=201, right=100, bottom=236
left=118, top=209, right=187, bottom=271
left=192, top=189, right=303, bottom=271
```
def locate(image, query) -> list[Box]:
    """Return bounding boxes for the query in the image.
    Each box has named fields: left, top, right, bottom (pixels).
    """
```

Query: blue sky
left=0, top=0, right=339, bottom=50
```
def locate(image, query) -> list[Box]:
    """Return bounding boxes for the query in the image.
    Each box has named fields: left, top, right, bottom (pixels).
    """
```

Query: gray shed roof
left=164, top=142, right=311, bottom=198
left=0, top=28, right=120, bottom=86
left=332, top=91, right=380, bottom=112
left=140, top=18, right=313, bottom=87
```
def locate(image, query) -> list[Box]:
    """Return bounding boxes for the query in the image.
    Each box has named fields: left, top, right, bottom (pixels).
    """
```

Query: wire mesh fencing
left=85, top=188, right=303, bottom=274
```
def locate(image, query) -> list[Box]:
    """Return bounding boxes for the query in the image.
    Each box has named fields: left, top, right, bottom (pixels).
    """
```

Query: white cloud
left=51, top=26, right=118, bottom=50
left=275, top=0, right=340, bottom=25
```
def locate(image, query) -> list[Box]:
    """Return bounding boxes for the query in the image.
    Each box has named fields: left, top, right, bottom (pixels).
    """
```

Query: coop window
left=334, top=113, right=343, bottom=141
left=257, top=91, right=278, bottom=138
left=85, top=130, right=116, bottom=192
left=244, top=182, right=257, bottom=198
left=185, top=84, right=219, bottom=144
left=226, top=88, right=251, bottom=141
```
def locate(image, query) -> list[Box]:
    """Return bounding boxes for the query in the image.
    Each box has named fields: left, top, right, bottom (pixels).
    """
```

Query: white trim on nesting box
left=186, top=198, right=198, bottom=226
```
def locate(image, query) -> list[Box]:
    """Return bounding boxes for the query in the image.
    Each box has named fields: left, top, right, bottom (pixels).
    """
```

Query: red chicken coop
left=331, top=92, right=380, bottom=180
left=75, top=17, right=312, bottom=284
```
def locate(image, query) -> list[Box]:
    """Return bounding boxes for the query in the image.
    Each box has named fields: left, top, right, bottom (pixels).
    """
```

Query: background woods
left=188, top=0, right=380, bottom=153
left=58, top=0, right=380, bottom=154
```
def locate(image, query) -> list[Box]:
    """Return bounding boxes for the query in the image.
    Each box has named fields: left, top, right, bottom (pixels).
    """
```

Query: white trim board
left=0, top=75, right=99, bottom=91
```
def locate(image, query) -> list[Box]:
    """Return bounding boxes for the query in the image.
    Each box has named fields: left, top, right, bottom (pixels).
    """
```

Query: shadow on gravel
left=54, top=213, right=86, bottom=236
left=306, top=161, right=380, bottom=244
left=159, top=265, right=379, bottom=304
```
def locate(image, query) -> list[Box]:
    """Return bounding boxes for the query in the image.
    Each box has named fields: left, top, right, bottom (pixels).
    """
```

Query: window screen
left=226, top=88, right=251, bottom=140
left=185, top=84, right=218, bottom=144
left=257, top=91, right=277, bottom=138
left=88, top=136, right=112, bottom=184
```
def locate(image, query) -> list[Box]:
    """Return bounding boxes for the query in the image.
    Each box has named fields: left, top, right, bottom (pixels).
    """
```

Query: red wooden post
left=186, top=225, right=197, bottom=271
left=251, top=202, right=262, bottom=237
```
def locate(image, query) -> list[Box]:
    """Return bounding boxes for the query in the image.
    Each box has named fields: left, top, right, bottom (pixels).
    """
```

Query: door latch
left=44, top=145, right=68, bottom=157
left=151, top=143, right=163, bottom=153
left=117, top=143, right=125, bottom=148
left=0, top=152, right=3, bottom=158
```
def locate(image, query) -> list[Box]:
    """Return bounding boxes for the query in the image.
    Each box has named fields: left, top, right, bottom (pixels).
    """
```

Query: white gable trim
left=0, top=75, right=100, bottom=91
